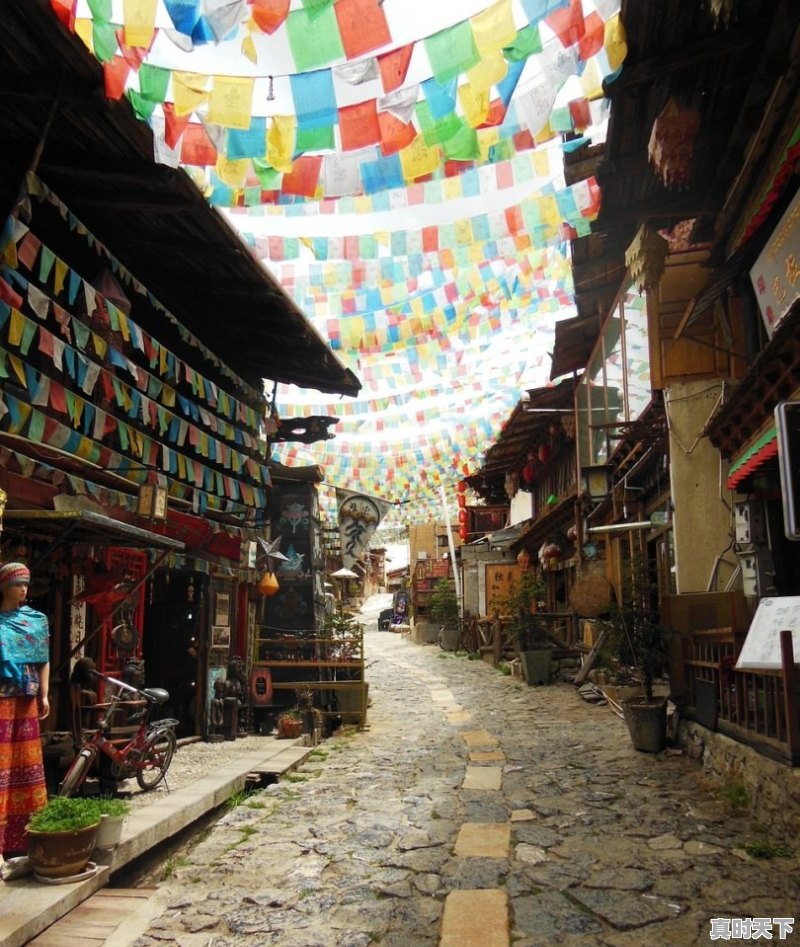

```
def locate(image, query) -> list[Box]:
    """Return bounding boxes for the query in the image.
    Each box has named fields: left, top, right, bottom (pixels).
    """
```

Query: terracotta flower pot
left=28, top=823, right=100, bottom=879
left=277, top=716, right=303, bottom=739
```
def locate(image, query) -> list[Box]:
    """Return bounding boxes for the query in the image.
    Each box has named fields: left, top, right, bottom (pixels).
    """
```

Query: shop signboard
left=749, top=188, right=800, bottom=338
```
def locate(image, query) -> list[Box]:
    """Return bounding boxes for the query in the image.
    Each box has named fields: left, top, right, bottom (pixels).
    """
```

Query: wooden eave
left=0, top=0, right=360, bottom=399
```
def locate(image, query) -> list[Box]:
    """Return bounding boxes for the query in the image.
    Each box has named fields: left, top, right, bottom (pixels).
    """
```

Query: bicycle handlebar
left=90, top=668, right=157, bottom=702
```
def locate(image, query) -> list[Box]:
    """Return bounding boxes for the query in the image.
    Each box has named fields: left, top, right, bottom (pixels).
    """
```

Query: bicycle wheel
left=136, top=728, right=176, bottom=791
left=58, top=748, right=95, bottom=797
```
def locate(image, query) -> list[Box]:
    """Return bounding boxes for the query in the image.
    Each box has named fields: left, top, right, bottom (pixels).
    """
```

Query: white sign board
left=749, top=188, right=800, bottom=339
left=735, top=596, right=800, bottom=670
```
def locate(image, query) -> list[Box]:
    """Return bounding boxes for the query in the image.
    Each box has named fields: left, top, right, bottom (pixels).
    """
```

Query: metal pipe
left=586, top=521, right=657, bottom=534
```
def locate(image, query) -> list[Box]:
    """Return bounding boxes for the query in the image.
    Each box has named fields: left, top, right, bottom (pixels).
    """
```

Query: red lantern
left=458, top=508, right=467, bottom=524
left=457, top=493, right=466, bottom=508
left=522, top=463, right=535, bottom=484
left=538, top=444, right=550, bottom=463
left=459, top=524, right=468, bottom=541
left=457, top=481, right=467, bottom=493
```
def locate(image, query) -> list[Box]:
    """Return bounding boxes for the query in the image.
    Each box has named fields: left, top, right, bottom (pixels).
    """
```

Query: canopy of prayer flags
left=47, top=0, right=628, bottom=524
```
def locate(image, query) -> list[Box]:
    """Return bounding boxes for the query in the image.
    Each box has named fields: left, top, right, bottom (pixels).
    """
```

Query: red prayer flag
left=339, top=100, right=381, bottom=151
left=281, top=155, right=323, bottom=197
left=0, top=277, right=23, bottom=310
left=546, top=0, right=585, bottom=48
left=578, top=11, right=605, bottom=61
left=422, top=227, right=438, bottom=252
left=378, top=44, right=413, bottom=93
left=114, top=26, right=156, bottom=69
left=49, top=0, right=76, bottom=30
left=478, top=99, right=506, bottom=129
left=568, top=98, right=591, bottom=131
left=377, top=111, right=417, bottom=155
left=163, top=103, right=191, bottom=149
left=495, top=162, right=514, bottom=190
left=505, top=206, right=523, bottom=234
left=251, top=0, right=290, bottom=33
left=180, top=124, right=218, bottom=166
left=335, top=0, right=391, bottom=59
left=103, top=58, right=131, bottom=100
left=513, top=129, right=535, bottom=152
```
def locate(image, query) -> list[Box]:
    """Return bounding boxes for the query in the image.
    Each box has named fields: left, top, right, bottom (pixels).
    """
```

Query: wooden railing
left=682, top=628, right=800, bottom=765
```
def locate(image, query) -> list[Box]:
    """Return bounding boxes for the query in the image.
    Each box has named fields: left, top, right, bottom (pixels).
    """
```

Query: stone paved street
left=116, top=594, right=800, bottom=947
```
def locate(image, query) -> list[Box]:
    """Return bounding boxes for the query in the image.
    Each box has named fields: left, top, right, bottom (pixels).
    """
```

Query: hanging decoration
left=647, top=96, right=701, bottom=190
left=625, top=223, right=669, bottom=294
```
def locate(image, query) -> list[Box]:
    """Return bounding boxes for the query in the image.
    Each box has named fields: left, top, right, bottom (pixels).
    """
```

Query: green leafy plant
left=27, top=796, right=102, bottom=833
left=95, top=795, right=130, bottom=818
left=743, top=834, right=794, bottom=859
left=501, top=570, right=546, bottom=651
left=428, top=580, right=459, bottom=629
left=598, top=552, right=669, bottom=700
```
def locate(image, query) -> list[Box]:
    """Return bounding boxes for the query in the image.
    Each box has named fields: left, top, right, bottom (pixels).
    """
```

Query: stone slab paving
left=99, top=594, right=800, bottom=947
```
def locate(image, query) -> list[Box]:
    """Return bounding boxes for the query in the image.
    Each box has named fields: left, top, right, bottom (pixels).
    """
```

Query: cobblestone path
left=117, top=594, right=799, bottom=947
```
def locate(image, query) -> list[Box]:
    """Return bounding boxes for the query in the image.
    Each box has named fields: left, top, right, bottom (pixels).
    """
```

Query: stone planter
left=520, top=649, right=552, bottom=685
left=623, top=697, right=668, bottom=753
left=28, top=823, right=100, bottom=879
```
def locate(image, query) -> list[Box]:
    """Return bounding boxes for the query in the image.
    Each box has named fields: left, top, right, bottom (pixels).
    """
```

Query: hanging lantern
left=538, top=444, right=550, bottom=464
left=457, top=481, right=467, bottom=494
left=625, top=223, right=669, bottom=294
left=648, top=97, right=700, bottom=191
left=258, top=571, right=280, bottom=597
left=458, top=508, right=468, bottom=524
left=459, top=524, right=469, bottom=542
left=457, top=493, right=466, bottom=509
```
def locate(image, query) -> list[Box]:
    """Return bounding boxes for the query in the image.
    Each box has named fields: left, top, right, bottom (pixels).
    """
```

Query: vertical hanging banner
left=336, top=488, right=391, bottom=568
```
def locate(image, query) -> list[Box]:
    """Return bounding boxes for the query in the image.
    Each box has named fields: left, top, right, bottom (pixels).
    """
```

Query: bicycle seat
left=142, top=687, right=169, bottom=704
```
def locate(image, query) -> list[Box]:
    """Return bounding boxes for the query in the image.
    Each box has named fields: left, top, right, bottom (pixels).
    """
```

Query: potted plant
left=502, top=570, right=551, bottom=685
left=94, top=796, right=130, bottom=852
left=598, top=553, right=671, bottom=752
left=27, top=796, right=102, bottom=879
left=428, top=580, right=460, bottom=651
left=276, top=708, right=304, bottom=739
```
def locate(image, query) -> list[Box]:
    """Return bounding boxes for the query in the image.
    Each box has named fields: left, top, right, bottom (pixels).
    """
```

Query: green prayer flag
left=504, top=24, right=542, bottom=62
left=301, top=0, right=333, bottom=19
left=286, top=6, right=344, bottom=71
left=139, top=64, right=170, bottom=104
left=39, top=246, right=55, bottom=283
left=87, top=0, right=112, bottom=18
left=424, top=21, right=479, bottom=82
left=441, top=120, right=479, bottom=160
left=92, top=19, right=118, bottom=63
left=28, top=407, right=45, bottom=444
left=296, top=125, right=335, bottom=153
left=416, top=101, right=461, bottom=147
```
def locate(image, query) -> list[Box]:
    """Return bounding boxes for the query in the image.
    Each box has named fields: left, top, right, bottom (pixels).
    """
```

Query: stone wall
left=679, top=720, right=800, bottom=845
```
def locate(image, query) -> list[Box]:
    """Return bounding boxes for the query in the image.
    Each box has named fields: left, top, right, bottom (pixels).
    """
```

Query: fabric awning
left=726, top=427, right=778, bottom=489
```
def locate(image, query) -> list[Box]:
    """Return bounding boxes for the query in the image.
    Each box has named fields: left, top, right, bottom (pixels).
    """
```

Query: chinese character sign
left=336, top=489, right=391, bottom=569
left=750, top=189, right=800, bottom=338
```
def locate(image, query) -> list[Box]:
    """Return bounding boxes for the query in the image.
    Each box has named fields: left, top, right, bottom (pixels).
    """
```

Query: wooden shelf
left=257, top=661, right=362, bottom=669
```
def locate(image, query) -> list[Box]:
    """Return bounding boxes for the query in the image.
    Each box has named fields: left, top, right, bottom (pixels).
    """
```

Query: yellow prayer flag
left=399, top=136, right=440, bottom=181
left=9, top=354, right=25, bottom=386
left=532, top=148, right=552, bottom=179
left=215, top=157, right=250, bottom=188
left=604, top=14, right=628, bottom=71
left=455, top=220, right=473, bottom=246
left=159, top=345, right=168, bottom=376
left=242, top=31, right=258, bottom=65
left=8, top=309, right=23, bottom=348
left=458, top=82, right=489, bottom=128
left=468, top=244, right=484, bottom=264
left=466, top=50, right=507, bottom=94
left=162, top=385, right=176, bottom=408
left=3, top=237, right=17, bottom=268
left=74, top=18, right=93, bottom=51
left=76, top=436, right=95, bottom=461
left=539, top=194, right=560, bottom=234
left=534, top=121, right=556, bottom=146
left=267, top=115, right=296, bottom=173
left=208, top=76, right=255, bottom=130
left=354, top=196, right=372, bottom=215
left=443, top=176, right=462, bottom=201
left=477, top=127, right=501, bottom=163
left=470, top=0, right=516, bottom=52
left=117, top=310, right=130, bottom=343
left=123, top=0, right=157, bottom=49
left=92, top=333, right=107, bottom=359
left=579, top=57, right=604, bottom=101
left=173, top=73, right=210, bottom=117
left=54, top=258, right=68, bottom=295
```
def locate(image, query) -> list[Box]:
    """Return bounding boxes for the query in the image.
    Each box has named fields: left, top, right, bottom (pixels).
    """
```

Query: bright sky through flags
left=59, top=0, right=625, bottom=526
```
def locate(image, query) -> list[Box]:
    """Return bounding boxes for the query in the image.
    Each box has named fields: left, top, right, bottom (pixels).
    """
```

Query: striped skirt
left=0, top=696, right=47, bottom=855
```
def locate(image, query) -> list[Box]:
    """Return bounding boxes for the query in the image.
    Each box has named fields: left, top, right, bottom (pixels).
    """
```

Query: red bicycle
left=58, top=670, right=179, bottom=797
